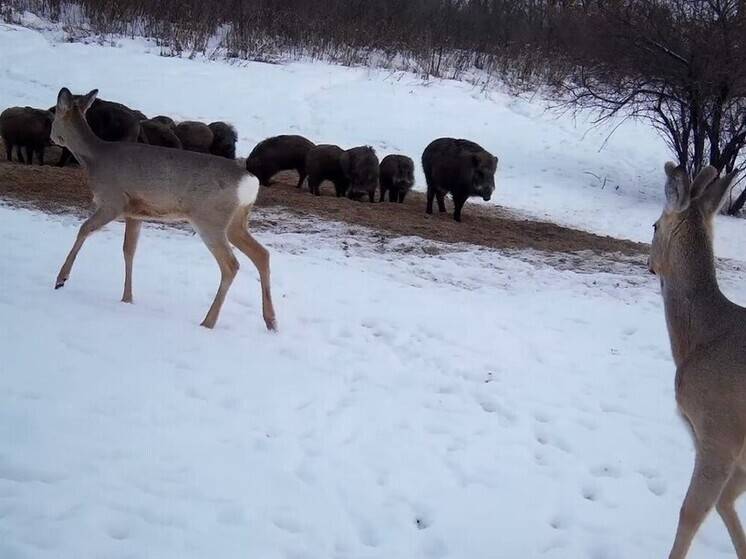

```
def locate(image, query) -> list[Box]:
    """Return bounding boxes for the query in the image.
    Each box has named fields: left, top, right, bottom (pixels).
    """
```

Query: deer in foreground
left=650, top=162, right=744, bottom=558
left=51, top=88, right=276, bottom=331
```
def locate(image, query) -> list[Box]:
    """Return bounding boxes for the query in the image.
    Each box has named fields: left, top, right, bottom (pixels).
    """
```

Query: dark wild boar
left=208, top=121, right=237, bottom=159
left=151, top=115, right=176, bottom=128
left=379, top=154, right=414, bottom=203
left=305, top=144, right=347, bottom=196
left=340, top=146, right=379, bottom=202
left=246, top=134, right=315, bottom=188
left=175, top=121, right=214, bottom=153
left=0, top=106, right=53, bottom=165
left=139, top=119, right=183, bottom=149
left=53, top=97, right=144, bottom=166
left=422, top=137, right=497, bottom=222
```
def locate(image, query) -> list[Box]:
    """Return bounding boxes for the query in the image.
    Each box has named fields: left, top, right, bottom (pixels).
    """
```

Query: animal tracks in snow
left=0, top=204, right=732, bottom=558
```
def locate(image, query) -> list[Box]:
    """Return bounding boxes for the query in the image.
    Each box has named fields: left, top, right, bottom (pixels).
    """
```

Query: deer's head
left=51, top=88, right=98, bottom=148
left=649, top=162, right=738, bottom=277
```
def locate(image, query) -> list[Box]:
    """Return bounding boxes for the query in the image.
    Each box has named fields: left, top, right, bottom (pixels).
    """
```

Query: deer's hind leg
left=56, top=205, right=122, bottom=289
left=227, top=206, right=277, bottom=331
left=717, top=463, right=746, bottom=558
left=669, top=444, right=735, bottom=559
left=192, top=219, right=239, bottom=329
left=121, top=218, right=142, bottom=303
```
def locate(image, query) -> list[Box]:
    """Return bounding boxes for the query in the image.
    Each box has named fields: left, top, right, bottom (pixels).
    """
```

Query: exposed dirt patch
left=0, top=141, right=647, bottom=259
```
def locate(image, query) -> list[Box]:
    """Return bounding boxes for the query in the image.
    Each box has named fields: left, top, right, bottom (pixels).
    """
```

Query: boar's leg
left=25, top=145, right=34, bottom=165
left=37, top=147, right=45, bottom=166
left=379, top=185, right=387, bottom=202
left=15, top=145, right=25, bottom=163
left=436, top=191, right=447, bottom=213
left=296, top=170, right=306, bottom=189
left=5, top=141, right=11, bottom=162
left=57, top=147, right=73, bottom=167
left=426, top=186, right=435, bottom=214
left=453, top=193, right=468, bottom=222
left=308, top=176, right=321, bottom=196
left=398, top=190, right=407, bottom=203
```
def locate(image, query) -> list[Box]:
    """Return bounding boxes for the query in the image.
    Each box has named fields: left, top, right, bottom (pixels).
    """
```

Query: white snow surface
left=3, top=19, right=746, bottom=559
left=2, top=20, right=746, bottom=261
left=3, top=204, right=746, bottom=559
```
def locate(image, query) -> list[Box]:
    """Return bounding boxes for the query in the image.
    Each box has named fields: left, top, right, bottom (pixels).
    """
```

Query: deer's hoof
left=265, top=317, right=278, bottom=332
left=55, top=280, right=65, bottom=289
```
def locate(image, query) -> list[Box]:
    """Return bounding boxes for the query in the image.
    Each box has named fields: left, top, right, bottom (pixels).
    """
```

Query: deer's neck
left=64, top=115, right=103, bottom=167
left=661, top=218, right=732, bottom=367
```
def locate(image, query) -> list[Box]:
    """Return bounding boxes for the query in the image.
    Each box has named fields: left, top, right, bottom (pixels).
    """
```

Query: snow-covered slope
left=1, top=205, right=746, bottom=559
left=2, top=20, right=746, bottom=261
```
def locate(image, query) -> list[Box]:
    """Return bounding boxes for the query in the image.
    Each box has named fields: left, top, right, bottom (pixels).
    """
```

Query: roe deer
left=51, top=88, right=276, bottom=331
left=650, top=162, right=743, bottom=558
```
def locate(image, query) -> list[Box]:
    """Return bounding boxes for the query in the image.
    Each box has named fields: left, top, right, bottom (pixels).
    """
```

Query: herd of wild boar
left=0, top=95, right=498, bottom=221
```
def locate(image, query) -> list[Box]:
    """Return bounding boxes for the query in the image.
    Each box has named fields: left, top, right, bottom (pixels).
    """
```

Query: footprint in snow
left=355, top=520, right=381, bottom=547
left=580, top=482, right=599, bottom=502
left=534, top=449, right=549, bottom=467
left=637, top=468, right=667, bottom=496
left=106, top=523, right=131, bottom=540
left=534, top=427, right=573, bottom=454
left=549, top=513, right=570, bottom=530
left=589, top=464, right=622, bottom=479
left=273, top=513, right=302, bottom=534
left=533, top=410, right=552, bottom=424
left=476, top=395, right=517, bottom=426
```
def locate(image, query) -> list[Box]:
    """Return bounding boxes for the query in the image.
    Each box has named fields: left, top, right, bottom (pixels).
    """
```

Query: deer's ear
left=56, top=87, right=73, bottom=112
left=689, top=165, right=718, bottom=200
left=664, top=161, right=691, bottom=213
left=696, top=169, right=740, bottom=217
left=78, top=89, right=98, bottom=114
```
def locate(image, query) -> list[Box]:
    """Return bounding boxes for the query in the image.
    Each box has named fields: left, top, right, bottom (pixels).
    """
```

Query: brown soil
left=0, top=141, right=647, bottom=258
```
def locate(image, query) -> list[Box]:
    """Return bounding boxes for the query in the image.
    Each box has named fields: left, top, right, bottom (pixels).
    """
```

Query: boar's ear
left=56, top=88, right=73, bottom=113
left=78, top=89, right=98, bottom=114
left=492, top=155, right=498, bottom=167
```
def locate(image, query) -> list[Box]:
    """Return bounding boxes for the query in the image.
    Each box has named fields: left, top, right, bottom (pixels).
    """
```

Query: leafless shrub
left=3, top=0, right=552, bottom=84
left=536, top=1, right=746, bottom=213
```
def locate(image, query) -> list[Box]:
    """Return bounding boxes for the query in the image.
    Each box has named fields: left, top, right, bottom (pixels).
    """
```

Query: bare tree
left=545, top=0, right=746, bottom=211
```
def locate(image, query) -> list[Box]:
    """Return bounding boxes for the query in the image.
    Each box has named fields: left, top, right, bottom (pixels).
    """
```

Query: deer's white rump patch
left=237, top=174, right=259, bottom=206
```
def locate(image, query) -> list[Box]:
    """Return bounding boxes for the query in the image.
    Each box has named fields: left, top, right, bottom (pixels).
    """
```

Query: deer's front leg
left=56, top=207, right=120, bottom=289
left=121, top=218, right=142, bottom=303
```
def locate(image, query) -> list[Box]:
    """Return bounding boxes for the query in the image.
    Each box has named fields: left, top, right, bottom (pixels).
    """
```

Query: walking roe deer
left=650, top=162, right=744, bottom=558
left=51, top=88, right=276, bottom=331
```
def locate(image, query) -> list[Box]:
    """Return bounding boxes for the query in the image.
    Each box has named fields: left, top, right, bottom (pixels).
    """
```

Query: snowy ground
left=2, top=204, right=746, bottom=559
left=4, top=15, right=746, bottom=559
left=3, top=19, right=746, bottom=261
